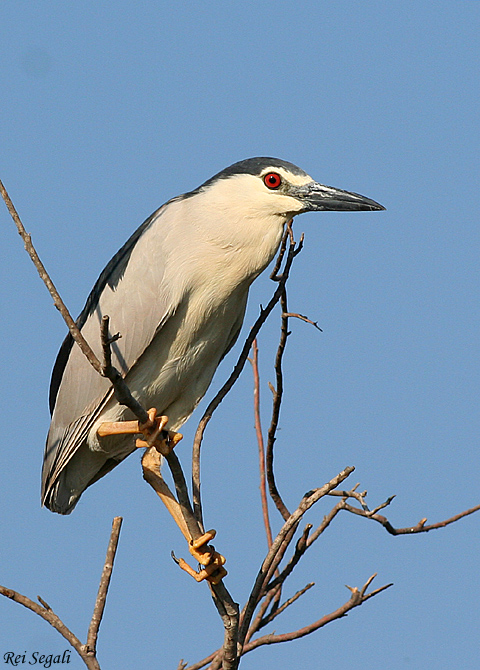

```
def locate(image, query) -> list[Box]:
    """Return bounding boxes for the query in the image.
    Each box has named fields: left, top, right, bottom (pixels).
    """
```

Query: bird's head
left=191, top=157, right=385, bottom=222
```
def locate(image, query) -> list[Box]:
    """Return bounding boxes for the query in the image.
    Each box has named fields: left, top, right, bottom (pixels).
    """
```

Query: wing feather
left=42, top=201, right=185, bottom=503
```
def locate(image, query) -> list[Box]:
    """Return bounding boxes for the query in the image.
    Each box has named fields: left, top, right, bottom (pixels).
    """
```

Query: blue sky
left=1, top=2, right=479, bottom=668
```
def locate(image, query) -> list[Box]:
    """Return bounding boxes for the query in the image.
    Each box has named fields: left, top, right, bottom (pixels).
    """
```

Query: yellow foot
left=135, top=408, right=183, bottom=456
left=174, top=529, right=227, bottom=584
left=97, top=408, right=183, bottom=456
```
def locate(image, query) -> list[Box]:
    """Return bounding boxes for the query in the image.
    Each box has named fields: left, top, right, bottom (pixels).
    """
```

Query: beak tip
left=299, top=182, right=386, bottom=213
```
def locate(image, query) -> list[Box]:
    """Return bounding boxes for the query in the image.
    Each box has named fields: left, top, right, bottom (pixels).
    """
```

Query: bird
left=42, top=157, right=384, bottom=514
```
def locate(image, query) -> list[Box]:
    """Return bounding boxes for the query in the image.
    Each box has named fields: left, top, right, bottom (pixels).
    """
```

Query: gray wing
left=42, top=202, right=184, bottom=503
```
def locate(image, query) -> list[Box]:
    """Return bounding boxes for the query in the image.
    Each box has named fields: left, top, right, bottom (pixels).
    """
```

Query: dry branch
left=238, top=466, right=355, bottom=648
left=100, top=315, right=150, bottom=424
left=242, top=575, right=392, bottom=656
left=265, top=287, right=291, bottom=521
left=191, top=221, right=302, bottom=529
left=86, top=516, right=123, bottom=654
left=0, top=517, right=123, bottom=670
left=251, top=339, right=273, bottom=547
left=343, top=500, right=480, bottom=535
left=0, top=178, right=103, bottom=375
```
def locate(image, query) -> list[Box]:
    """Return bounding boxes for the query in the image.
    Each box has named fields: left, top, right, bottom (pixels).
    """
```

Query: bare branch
left=0, top=587, right=91, bottom=662
left=269, top=228, right=289, bottom=280
left=328, top=486, right=377, bottom=512
left=86, top=516, right=123, bottom=654
left=258, top=582, right=315, bottom=629
left=100, top=315, right=150, bottom=425
left=307, top=499, right=347, bottom=545
left=265, top=287, right=291, bottom=521
left=343, top=501, right=480, bottom=535
left=251, top=339, right=273, bottom=547
left=0, top=518, right=124, bottom=668
left=266, top=524, right=312, bottom=591
left=238, top=466, right=355, bottom=648
left=192, top=224, right=302, bottom=528
left=208, top=583, right=239, bottom=670
left=183, top=652, right=218, bottom=670
left=243, top=585, right=281, bottom=644
left=281, top=312, right=322, bottom=331
left=0, top=180, right=152, bottom=427
left=242, top=575, right=392, bottom=655
left=0, top=178, right=103, bottom=375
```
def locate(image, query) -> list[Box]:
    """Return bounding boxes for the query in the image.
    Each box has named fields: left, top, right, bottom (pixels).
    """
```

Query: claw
left=97, top=408, right=182, bottom=456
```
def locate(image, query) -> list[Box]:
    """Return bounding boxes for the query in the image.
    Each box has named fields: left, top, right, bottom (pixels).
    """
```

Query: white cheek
left=270, top=193, right=304, bottom=216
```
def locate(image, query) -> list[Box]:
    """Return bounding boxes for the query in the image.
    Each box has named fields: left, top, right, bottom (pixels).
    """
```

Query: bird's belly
left=116, top=288, right=247, bottom=431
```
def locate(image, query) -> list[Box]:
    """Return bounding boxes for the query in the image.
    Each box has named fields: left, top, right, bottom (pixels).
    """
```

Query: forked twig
left=343, top=500, right=480, bottom=535
left=238, top=466, right=355, bottom=648
left=0, top=517, right=123, bottom=670
left=241, top=575, right=392, bottom=656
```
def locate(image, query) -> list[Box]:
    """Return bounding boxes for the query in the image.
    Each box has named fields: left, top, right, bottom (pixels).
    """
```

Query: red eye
left=263, top=172, right=282, bottom=189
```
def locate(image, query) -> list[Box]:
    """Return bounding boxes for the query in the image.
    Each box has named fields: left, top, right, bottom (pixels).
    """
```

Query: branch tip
left=37, top=596, right=51, bottom=611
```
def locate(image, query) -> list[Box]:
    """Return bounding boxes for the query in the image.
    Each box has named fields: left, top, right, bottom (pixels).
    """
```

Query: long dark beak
left=292, top=181, right=385, bottom=212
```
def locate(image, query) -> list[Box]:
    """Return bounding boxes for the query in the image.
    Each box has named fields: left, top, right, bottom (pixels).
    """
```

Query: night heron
left=42, top=157, right=384, bottom=514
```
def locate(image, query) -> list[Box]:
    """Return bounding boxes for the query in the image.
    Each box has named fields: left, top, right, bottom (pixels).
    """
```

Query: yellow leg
left=98, top=409, right=226, bottom=584
left=141, top=447, right=190, bottom=541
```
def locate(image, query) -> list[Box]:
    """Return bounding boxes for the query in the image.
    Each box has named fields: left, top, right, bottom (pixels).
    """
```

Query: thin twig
left=282, top=312, right=322, bottom=331
left=343, top=502, right=480, bottom=535
left=0, top=586, right=94, bottom=665
left=241, top=575, right=392, bottom=655
left=269, top=228, right=289, bottom=280
left=266, top=524, right=312, bottom=591
left=243, top=584, right=281, bottom=644
left=192, top=225, right=303, bottom=528
left=251, top=339, right=273, bottom=547
left=328, top=485, right=371, bottom=511
left=265, top=287, right=291, bottom=521
left=258, top=582, right=315, bottom=629
left=0, top=178, right=103, bottom=374
left=100, top=315, right=150, bottom=424
left=199, top=574, right=391, bottom=668
left=258, top=522, right=300, bottom=602
left=0, top=520, right=129, bottom=670
left=0, top=182, right=151, bottom=427
left=86, top=516, right=123, bottom=654
left=238, top=466, right=354, bottom=648
left=183, top=651, right=218, bottom=670
left=307, top=499, right=348, bottom=546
